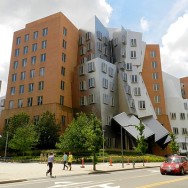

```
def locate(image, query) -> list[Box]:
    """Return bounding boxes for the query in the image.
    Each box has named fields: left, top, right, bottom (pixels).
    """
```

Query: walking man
left=46, top=152, right=54, bottom=177
left=62, top=152, right=68, bottom=170
left=68, top=152, right=73, bottom=171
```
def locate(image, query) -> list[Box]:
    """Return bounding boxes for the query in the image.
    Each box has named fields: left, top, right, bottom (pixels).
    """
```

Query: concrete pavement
left=0, top=161, right=161, bottom=184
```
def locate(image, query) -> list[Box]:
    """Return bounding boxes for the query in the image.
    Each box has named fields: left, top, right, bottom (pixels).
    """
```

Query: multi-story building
left=163, top=73, right=188, bottom=153
left=0, top=12, right=79, bottom=133
left=0, top=12, right=174, bottom=155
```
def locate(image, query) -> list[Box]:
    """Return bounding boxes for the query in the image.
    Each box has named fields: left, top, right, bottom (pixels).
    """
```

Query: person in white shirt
left=46, top=152, right=54, bottom=177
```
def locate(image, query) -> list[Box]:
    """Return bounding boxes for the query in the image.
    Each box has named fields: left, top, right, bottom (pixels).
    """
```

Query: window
left=28, top=83, right=34, bottom=92
left=38, top=81, right=44, bottom=90
left=88, top=78, right=95, bottom=88
left=111, top=96, right=115, bottom=107
left=62, top=40, right=67, bottom=49
left=125, top=63, right=132, bottom=71
left=152, top=73, right=158, bottom=80
left=33, top=116, right=39, bottom=125
left=79, top=65, right=85, bottom=76
left=130, top=39, right=137, bottom=47
left=88, top=94, right=95, bottom=104
left=155, top=107, right=161, bottom=115
left=18, top=99, right=23, bottom=108
left=87, top=42, right=92, bottom=51
left=180, top=113, right=185, bottom=120
left=102, top=62, right=107, bottom=73
left=86, top=32, right=91, bottom=40
left=131, top=75, right=138, bottom=83
left=80, top=46, right=86, bottom=55
left=12, top=73, right=17, bottom=82
left=23, top=46, right=28, bottom=54
left=173, top=127, right=179, bottom=135
left=9, top=100, right=14, bottom=109
left=30, top=69, right=35, bottom=78
left=42, top=40, right=47, bottom=49
left=62, top=53, right=66, bottom=62
left=25, top=34, right=29, bottom=42
left=22, top=58, right=27, bottom=67
left=32, top=43, right=37, bottom=52
left=125, top=85, right=131, bottom=94
left=13, top=61, right=18, bottom=69
left=31, top=56, right=36, bottom=65
left=184, top=103, right=188, bottom=110
left=108, top=67, right=114, bottom=77
left=138, top=101, right=145, bottom=109
left=154, top=96, right=160, bottom=103
left=134, top=87, right=141, bottom=96
left=153, top=83, right=159, bottom=91
left=106, top=116, right=111, bottom=126
left=10, top=87, right=15, bottom=95
left=110, top=82, right=114, bottom=92
left=42, top=28, right=48, bottom=36
left=88, top=62, right=95, bottom=72
left=97, top=42, right=102, bottom=51
left=27, top=97, right=33, bottom=107
left=152, top=61, right=157, bottom=68
left=182, top=128, right=187, bottom=135
left=182, top=143, right=187, bottom=150
left=33, top=31, right=38, bottom=39
left=80, top=81, right=86, bottom=91
left=113, top=38, right=118, bottom=47
left=97, top=31, right=102, bottom=41
left=61, top=66, right=65, bottom=76
left=60, top=95, right=64, bottom=105
left=102, top=78, right=108, bottom=89
left=63, top=27, right=67, bottom=36
left=122, top=72, right=127, bottom=82
left=103, top=94, right=109, bottom=104
left=41, top=53, right=46, bottom=62
left=130, top=51, right=136, bottom=59
left=60, top=80, right=65, bottom=90
left=170, top=113, right=176, bottom=120
left=150, top=50, right=156, bottom=57
left=21, top=71, right=26, bottom=80
left=80, top=96, right=87, bottom=106
left=39, top=67, right=45, bottom=76
left=61, top=115, right=66, bottom=126
left=16, top=37, right=21, bottom=45
left=79, top=36, right=85, bottom=45
left=19, top=85, right=24, bottom=94
left=37, top=96, right=43, bottom=105
left=15, top=49, right=19, bottom=56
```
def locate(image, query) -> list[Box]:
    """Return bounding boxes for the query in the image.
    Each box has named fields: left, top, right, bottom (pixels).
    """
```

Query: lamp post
left=102, top=130, right=105, bottom=163
left=4, top=132, right=8, bottom=161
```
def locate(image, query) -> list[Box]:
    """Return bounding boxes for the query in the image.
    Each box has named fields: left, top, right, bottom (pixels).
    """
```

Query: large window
left=42, top=40, right=47, bottom=49
left=32, top=43, right=37, bottom=52
left=30, top=69, right=35, bottom=78
left=18, top=99, right=23, bottom=108
left=33, top=31, right=38, bottom=39
left=19, top=85, right=24, bottom=94
left=31, top=56, right=36, bottom=65
left=130, top=51, right=136, bottom=59
left=22, top=58, right=27, bottom=67
left=42, top=28, right=48, bottom=36
left=27, top=97, right=33, bottom=107
left=88, top=78, right=95, bottom=88
left=153, top=83, right=159, bottom=91
left=39, top=67, right=45, bottom=76
left=23, top=46, right=28, bottom=54
left=10, top=87, right=15, bottom=95
left=38, top=81, right=44, bottom=90
left=37, top=96, right=43, bottom=105
left=41, top=53, right=46, bottom=62
left=138, top=101, right=145, bottom=109
left=152, top=72, right=158, bottom=80
left=21, top=71, right=26, bottom=80
left=130, top=39, right=137, bottom=47
left=173, top=127, right=179, bottom=135
left=12, top=73, right=17, bottom=82
left=28, top=83, right=34, bottom=92
left=16, top=37, right=21, bottom=45
left=13, top=61, right=18, bottom=69
left=25, top=34, right=29, bottom=42
left=88, top=62, right=95, bottom=72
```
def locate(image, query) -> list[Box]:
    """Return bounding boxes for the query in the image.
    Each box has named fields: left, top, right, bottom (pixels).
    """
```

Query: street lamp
left=4, top=132, right=8, bottom=161
left=102, top=130, right=105, bottom=163
left=121, top=125, right=134, bottom=168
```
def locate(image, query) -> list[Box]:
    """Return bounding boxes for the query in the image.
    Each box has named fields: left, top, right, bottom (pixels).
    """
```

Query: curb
left=0, top=165, right=160, bottom=184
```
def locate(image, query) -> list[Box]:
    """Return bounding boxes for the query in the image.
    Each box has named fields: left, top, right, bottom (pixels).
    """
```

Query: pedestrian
left=62, top=152, right=68, bottom=170
left=68, top=152, right=73, bottom=171
left=46, top=152, right=54, bottom=177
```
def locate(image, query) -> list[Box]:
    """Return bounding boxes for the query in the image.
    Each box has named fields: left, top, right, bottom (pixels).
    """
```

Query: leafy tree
left=57, top=112, right=103, bottom=170
left=8, top=124, right=38, bottom=155
left=169, top=133, right=179, bottom=154
left=135, top=121, right=148, bottom=166
left=35, top=111, right=60, bottom=149
left=6, top=112, right=30, bottom=139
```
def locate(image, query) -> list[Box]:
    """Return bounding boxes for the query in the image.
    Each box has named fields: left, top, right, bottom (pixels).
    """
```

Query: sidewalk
left=0, top=161, right=161, bottom=184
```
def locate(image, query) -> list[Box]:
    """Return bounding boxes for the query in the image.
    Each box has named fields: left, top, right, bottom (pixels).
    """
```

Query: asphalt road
left=1, top=167, right=188, bottom=188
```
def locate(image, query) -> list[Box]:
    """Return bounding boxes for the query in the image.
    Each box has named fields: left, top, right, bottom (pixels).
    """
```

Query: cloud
left=0, top=0, right=112, bottom=97
left=161, top=13, right=188, bottom=78
left=140, top=17, right=150, bottom=32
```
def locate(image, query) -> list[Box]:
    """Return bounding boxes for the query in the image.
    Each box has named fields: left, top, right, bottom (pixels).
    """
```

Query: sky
left=1, top=0, right=188, bottom=97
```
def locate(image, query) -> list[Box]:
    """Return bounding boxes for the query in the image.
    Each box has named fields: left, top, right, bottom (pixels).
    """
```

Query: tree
left=35, top=111, right=60, bottom=149
left=8, top=124, right=38, bottom=155
left=135, top=121, right=148, bottom=166
left=56, top=112, right=103, bottom=170
left=169, top=133, right=179, bottom=154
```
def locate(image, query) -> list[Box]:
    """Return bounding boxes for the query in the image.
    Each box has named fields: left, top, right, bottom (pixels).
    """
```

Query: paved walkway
left=0, top=161, right=161, bottom=184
